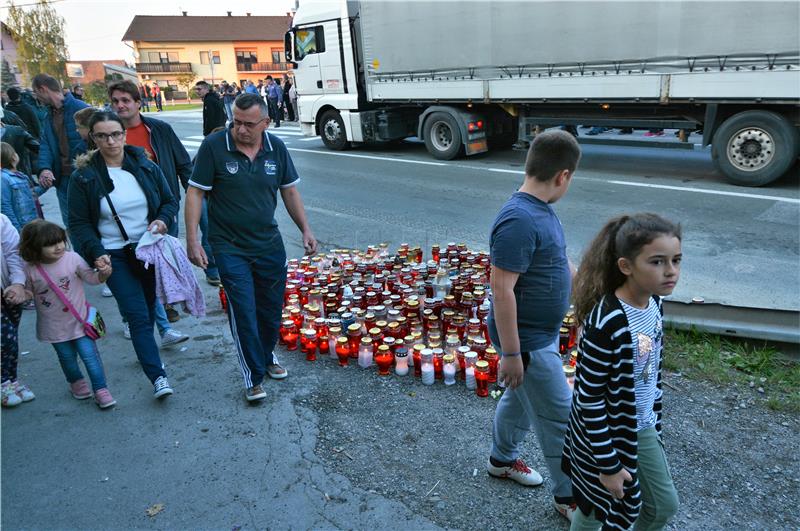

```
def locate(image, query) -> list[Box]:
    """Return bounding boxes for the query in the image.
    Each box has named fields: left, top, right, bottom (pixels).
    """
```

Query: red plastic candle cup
left=485, top=347, right=498, bottom=383
left=301, top=329, right=318, bottom=361
left=375, top=345, right=393, bottom=376
left=335, top=337, right=350, bottom=366
left=283, top=320, right=299, bottom=351
left=475, top=360, right=490, bottom=397
left=347, top=324, right=362, bottom=359
left=432, top=348, right=444, bottom=380
left=457, top=346, right=470, bottom=380
left=413, top=344, right=424, bottom=377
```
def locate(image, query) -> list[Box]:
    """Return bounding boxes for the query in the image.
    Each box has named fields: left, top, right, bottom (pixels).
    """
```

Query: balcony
left=236, top=62, right=289, bottom=72
left=135, top=62, right=193, bottom=73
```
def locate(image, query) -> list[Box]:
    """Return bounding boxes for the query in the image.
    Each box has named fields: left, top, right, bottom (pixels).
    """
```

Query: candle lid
left=413, top=344, right=426, bottom=353
left=563, top=365, right=576, bottom=376
left=281, top=320, right=295, bottom=327
left=337, top=336, right=348, bottom=344
left=457, top=346, right=471, bottom=354
left=376, top=320, right=388, bottom=328
left=303, top=329, right=317, bottom=337
left=465, top=351, right=478, bottom=360
left=360, top=337, right=372, bottom=345
left=443, top=353, right=456, bottom=363
left=476, top=360, right=489, bottom=369
left=328, top=326, right=342, bottom=334
left=377, top=345, right=390, bottom=352
left=394, top=347, right=408, bottom=357
left=347, top=323, right=361, bottom=332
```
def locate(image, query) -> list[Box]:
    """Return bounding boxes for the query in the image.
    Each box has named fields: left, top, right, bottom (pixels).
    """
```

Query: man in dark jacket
left=195, top=81, right=226, bottom=136
left=5, top=87, right=41, bottom=138
left=0, top=119, right=40, bottom=177
left=32, top=73, right=90, bottom=226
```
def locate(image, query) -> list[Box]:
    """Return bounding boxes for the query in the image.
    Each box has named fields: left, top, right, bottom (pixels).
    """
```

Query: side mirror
left=284, top=31, right=294, bottom=62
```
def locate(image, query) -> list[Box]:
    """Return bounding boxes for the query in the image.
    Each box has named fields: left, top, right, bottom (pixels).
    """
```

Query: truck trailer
left=285, top=1, right=800, bottom=186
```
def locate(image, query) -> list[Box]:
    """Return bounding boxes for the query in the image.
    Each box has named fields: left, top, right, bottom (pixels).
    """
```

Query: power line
left=2, top=0, right=66, bottom=8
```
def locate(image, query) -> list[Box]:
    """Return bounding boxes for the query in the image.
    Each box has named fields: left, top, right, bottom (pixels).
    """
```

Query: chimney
left=181, top=11, right=187, bottom=16
left=246, top=12, right=251, bottom=16
left=227, top=11, right=232, bottom=16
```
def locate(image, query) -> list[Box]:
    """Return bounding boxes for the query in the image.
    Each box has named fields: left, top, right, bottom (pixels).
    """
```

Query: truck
left=284, top=1, right=800, bottom=186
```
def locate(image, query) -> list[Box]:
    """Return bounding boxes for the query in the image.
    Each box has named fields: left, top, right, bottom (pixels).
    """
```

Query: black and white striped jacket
left=561, top=295, right=664, bottom=530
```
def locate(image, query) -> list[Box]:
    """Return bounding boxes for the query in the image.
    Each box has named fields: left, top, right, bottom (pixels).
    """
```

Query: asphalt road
left=166, top=110, right=799, bottom=311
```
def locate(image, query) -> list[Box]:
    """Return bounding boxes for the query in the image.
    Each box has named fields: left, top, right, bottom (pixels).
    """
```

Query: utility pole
left=208, top=49, right=215, bottom=86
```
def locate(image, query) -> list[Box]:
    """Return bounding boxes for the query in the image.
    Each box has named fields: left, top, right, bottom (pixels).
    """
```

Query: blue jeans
left=199, top=198, right=219, bottom=279
left=490, top=337, right=573, bottom=499
left=215, top=249, right=287, bottom=388
left=106, top=248, right=166, bottom=383
left=52, top=336, right=107, bottom=391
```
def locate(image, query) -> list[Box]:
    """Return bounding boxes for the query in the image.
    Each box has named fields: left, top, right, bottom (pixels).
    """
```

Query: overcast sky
left=2, top=0, right=297, bottom=63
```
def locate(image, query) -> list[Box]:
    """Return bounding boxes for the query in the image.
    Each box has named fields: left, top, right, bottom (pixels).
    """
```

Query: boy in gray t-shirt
left=485, top=130, right=581, bottom=524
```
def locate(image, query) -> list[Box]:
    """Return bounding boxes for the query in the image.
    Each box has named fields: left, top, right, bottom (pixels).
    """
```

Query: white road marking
left=287, top=148, right=447, bottom=166
left=186, top=135, right=205, bottom=140
left=299, top=137, right=320, bottom=142
left=269, top=130, right=304, bottom=136
left=607, top=180, right=799, bottom=205
left=181, top=140, right=202, bottom=147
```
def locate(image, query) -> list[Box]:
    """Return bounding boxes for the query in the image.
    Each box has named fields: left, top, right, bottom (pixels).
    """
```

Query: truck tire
left=711, top=110, right=800, bottom=187
left=320, top=110, right=350, bottom=150
left=424, top=112, right=463, bottom=160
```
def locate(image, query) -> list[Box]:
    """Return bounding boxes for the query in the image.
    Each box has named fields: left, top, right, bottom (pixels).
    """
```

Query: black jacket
left=0, top=125, right=40, bottom=177
left=67, top=146, right=178, bottom=263
left=202, top=92, right=227, bottom=136
left=4, top=101, right=41, bottom=138
left=139, top=115, right=193, bottom=199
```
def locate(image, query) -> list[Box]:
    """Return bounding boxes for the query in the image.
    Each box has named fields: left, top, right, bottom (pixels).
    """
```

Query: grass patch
left=145, top=103, right=203, bottom=112
left=664, top=328, right=800, bottom=413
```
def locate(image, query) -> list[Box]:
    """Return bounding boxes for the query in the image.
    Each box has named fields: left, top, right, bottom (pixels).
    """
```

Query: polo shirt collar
left=225, top=128, right=274, bottom=154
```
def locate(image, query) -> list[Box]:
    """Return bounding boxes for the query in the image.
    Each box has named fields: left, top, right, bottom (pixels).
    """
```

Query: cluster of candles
left=277, top=243, right=501, bottom=397
left=270, top=242, right=582, bottom=397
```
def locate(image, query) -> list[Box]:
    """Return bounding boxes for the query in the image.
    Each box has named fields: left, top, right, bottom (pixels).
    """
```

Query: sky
left=2, top=0, right=297, bottom=63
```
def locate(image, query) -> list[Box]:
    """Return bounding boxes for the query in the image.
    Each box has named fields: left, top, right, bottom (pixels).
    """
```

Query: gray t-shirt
left=620, top=297, right=662, bottom=431
left=487, top=192, right=571, bottom=352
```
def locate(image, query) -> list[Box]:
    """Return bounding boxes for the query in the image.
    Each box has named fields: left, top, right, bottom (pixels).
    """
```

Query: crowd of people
left=1, top=71, right=683, bottom=530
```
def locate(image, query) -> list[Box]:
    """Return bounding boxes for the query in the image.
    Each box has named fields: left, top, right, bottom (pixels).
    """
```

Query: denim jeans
left=490, top=337, right=573, bottom=499
left=199, top=197, right=219, bottom=279
left=267, top=98, right=281, bottom=126
left=215, top=249, right=287, bottom=388
left=106, top=248, right=166, bottom=383
left=52, top=336, right=107, bottom=391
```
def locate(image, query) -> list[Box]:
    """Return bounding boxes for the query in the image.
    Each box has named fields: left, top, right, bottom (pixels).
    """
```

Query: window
left=201, top=51, right=221, bottom=64
left=147, top=51, right=179, bottom=63
left=272, top=50, right=282, bottom=64
left=294, top=25, right=325, bottom=61
left=236, top=51, right=258, bottom=63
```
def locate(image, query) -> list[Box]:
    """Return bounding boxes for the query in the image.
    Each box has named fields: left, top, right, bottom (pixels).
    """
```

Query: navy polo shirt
left=188, top=128, right=300, bottom=257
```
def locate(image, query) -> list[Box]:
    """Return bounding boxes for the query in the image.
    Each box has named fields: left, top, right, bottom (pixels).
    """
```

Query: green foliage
left=175, top=72, right=197, bottom=93
left=83, top=80, right=109, bottom=106
left=7, top=0, right=69, bottom=85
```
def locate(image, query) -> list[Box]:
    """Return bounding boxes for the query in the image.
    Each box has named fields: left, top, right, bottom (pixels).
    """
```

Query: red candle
left=413, top=344, right=424, bottom=377
left=432, top=348, right=444, bottom=380
left=301, top=329, right=318, bottom=361
left=485, top=347, right=498, bottom=383
left=347, top=324, right=362, bottom=359
left=335, top=337, right=350, bottom=366
left=375, top=345, right=393, bottom=376
left=475, top=360, right=490, bottom=397
left=283, top=320, right=299, bottom=351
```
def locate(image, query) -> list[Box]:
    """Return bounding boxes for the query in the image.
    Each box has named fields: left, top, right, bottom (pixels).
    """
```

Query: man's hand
left=187, top=240, right=208, bottom=269
left=302, top=229, right=318, bottom=256
left=498, top=355, right=524, bottom=389
left=600, top=469, right=632, bottom=500
left=39, top=169, right=55, bottom=188
left=3, top=284, right=29, bottom=305
left=147, top=220, right=167, bottom=235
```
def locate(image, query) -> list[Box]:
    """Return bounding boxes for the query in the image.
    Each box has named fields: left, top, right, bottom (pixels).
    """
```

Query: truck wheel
left=320, top=110, right=350, bottom=150
left=424, top=112, right=463, bottom=160
left=712, top=110, right=799, bottom=187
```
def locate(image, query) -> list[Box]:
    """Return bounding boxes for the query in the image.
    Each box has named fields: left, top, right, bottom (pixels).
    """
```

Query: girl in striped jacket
left=562, top=213, right=682, bottom=531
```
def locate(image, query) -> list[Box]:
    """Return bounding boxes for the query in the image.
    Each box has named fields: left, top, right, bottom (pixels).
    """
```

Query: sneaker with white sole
left=70, top=379, right=92, bottom=400
left=102, top=285, right=113, bottom=297
left=2, top=381, right=22, bottom=407
left=13, top=381, right=35, bottom=402
left=123, top=322, right=131, bottom=340
left=554, top=500, right=577, bottom=522
left=153, top=376, right=173, bottom=398
left=160, top=329, right=189, bottom=348
left=246, top=384, right=267, bottom=402
left=94, top=388, right=117, bottom=409
left=487, top=458, right=544, bottom=486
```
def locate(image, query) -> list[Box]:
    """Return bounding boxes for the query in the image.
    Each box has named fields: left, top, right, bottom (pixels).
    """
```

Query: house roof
left=122, top=15, right=290, bottom=43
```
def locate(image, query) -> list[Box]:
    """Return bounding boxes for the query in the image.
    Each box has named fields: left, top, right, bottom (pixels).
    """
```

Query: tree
left=175, top=71, right=198, bottom=100
left=7, top=0, right=69, bottom=85
left=83, top=80, right=109, bottom=106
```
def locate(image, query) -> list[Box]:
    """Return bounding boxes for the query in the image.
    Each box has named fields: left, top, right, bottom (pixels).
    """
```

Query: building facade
left=122, top=13, right=292, bottom=95
left=1, top=21, right=23, bottom=86
left=66, top=60, right=138, bottom=87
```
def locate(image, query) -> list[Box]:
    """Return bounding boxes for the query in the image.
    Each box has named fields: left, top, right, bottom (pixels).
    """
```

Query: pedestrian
left=289, top=82, right=298, bottom=125
left=185, top=93, right=317, bottom=402
left=245, top=81, right=258, bottom=95
left=31, top=74, right=90, bottom=227
left=484, top=129, right=580, bottom=522
left=108, top=80, right=203, bottom=327
left=282, top=74, right=295, bottom=122
left=222, top=83, right=235, bottom=122
left=1, top=142, right=44, bottom=231
left=152, top=84, right=163, bottom=112
left=1, top=214, right=36, bottom=407
left=266, top=76, right=283, bottom=128
left=67, top=111, right=179, bottom=400
left=139, top=84, right=151, bottom=112
left=195, top=81, right=227, bottom=136
left=71, top=84, right=84, bottom=101
left=5, top=86, right=41, bottom=138
left=563, top=213, right=682, bottom=530
left=18, top=220, right=116, bottom=409
left=0, top=108, right=41, bottom=178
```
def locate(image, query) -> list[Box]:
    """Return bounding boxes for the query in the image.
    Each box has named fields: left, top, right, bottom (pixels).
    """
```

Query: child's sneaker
left=94, top=388, right=116, bottom=409
left=70, top=379, right=92, bottom=399
left=553, top=500, right=577, bottom=522
left=153, top=376, right=173, bottom=399
left=2, top=381, right=22, bottom=407
left=13, top=381, right=35, bottom=402
left=487, top=457, right=544, bottom=486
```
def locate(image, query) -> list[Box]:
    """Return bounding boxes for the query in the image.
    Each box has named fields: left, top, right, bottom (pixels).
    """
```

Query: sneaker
left=165, top=305, right=180, bottom=323
left=102, top=285, right=113, bottom=297
left=206, top=276, right=221, bottom=287
left=94, top=388, right=116, bottom=409
left=123, top=322, right=131, bottom=340
left=267, top=362, right=288, bottom=380
left=554, top=500, right=577, bottom=522
left=153, top=376, right=173, bottom=399
left=161, top=329, right=189, bottom=348
left=13, top=381, right=35, bottom=402
left=246, top=384, right=267, bottom=402
left=2, top=382, right=22, bottom=407
left=70, top=379, right=92, bottom=400
left=487, top=458, right=544, bottom=486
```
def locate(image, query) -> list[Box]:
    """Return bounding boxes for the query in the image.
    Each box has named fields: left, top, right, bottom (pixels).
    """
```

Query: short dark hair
left=31, top=74, right=61, bottom=92
left=108, top=80, right=141, bottom=102
left=88, top=110, right=125, bottom=135
left=19, top=220, right=68, bottom=263
left=234, top=93, right=268, bottom=117
left=6, top=87, right=21, bottom=101
left=524, top=130, right=581, bottom=182
left=195, top=80, right=210, bottom=89
left=1, top=142, right=18, bottom=167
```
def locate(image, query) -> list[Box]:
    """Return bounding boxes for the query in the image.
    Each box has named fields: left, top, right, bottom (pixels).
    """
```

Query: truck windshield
left=295, top=26, right=325, bottom=61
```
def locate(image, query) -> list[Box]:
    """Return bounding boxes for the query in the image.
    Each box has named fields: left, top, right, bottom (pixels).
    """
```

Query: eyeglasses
left=233, top=118, right=268, bottom=129
left=91, top=131, right=125, bottom=143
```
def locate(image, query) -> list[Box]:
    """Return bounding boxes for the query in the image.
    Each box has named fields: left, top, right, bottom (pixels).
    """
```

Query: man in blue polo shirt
left=185, top=93, right=317, bottom=402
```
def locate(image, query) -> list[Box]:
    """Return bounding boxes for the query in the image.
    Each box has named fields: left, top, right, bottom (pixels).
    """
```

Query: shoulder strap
left=35, top=264, right=88, bottom=325
left=96, top=167, right=131, bottom=243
